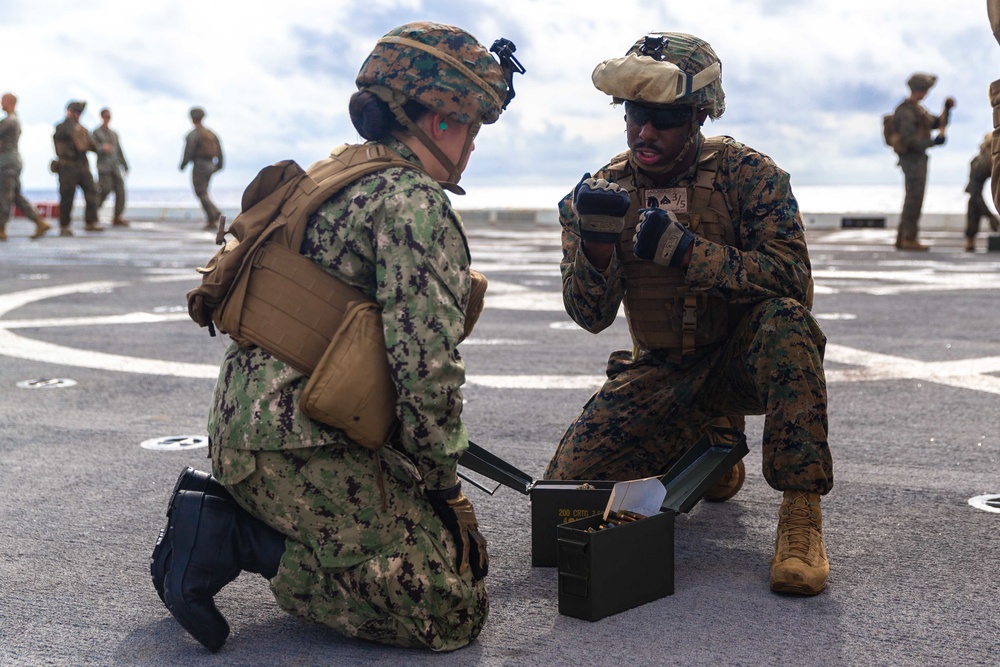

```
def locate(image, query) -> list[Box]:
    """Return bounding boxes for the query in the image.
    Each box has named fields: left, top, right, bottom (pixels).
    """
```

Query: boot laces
left=780, top=495, right=819, bottom=559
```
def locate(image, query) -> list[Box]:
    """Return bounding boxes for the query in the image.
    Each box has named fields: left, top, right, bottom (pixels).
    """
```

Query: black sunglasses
left=624, top=102, right=693, bottom=130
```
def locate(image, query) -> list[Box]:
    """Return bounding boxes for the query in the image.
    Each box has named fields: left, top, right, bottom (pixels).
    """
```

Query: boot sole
left=770, top=580, right=827, bottom=596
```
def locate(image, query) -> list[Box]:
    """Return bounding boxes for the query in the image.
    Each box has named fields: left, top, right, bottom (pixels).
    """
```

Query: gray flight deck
left=1, top=214, right=998, bottom=666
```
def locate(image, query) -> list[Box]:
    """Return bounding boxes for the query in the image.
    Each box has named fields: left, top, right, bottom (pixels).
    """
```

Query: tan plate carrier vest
left=208, top=143, right=422, bottom=376
left=601, top=136, right=747, bottom=358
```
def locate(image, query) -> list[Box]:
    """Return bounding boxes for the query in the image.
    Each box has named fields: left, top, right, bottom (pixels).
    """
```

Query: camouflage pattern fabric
left=897, top=153, right=928, bottom=242
left=208, top=137, right=484, bottom=649
left=544, top=136, right=833, bottom=494
left=0, top=112, right=43, bottom=226
left=893, top=100, right=940, bottom=242
left=92, top=125, right=128, bottom=175
left=190, top=160, right=220, bottom=223
left=965, top=140, right=997, bottom=238
left=55, top=165, right=100, bottom=227
left=97, top=169, right=126, bottom=217
left=181, top=127, right=223, bottom=223
left=356, top=22, right=506, bottom=125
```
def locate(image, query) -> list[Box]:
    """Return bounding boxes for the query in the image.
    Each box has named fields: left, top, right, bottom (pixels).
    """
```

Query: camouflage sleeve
left=215, top=133, right=224, bottom=170
left=685, top=142, right=811, bottom=306
left=559, top=189, right=625, bottom=333
left=374, top=179, right=471, bottom=491
left=0, top=116, right=14, bottom=150
left=180, top=131, right=196, bottom=169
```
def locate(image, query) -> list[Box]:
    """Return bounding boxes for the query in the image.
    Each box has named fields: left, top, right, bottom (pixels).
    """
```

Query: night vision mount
left=491, top=38, right=526, bottom=110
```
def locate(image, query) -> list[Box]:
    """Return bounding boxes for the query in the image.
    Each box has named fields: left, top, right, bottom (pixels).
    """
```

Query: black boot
left=151, top=467, right=233, bottom=601
left=161, top=490, right=285, bottom=652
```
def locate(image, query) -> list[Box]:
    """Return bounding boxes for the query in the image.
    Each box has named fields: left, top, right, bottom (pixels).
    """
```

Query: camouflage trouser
left=97, top=169, right=126, bottom=217
left=191, top=159, right=220, bottom=223
left=898, top=153, right=928, bottom=241
left=210, top=442, right=488, bottom=651
left=965, top=176, right=998, bottom=238
left=0, top=165, right=42, bottom=226
left=544, top=297, right=833, bottom=494
left=57, top=162, right=99, bottom=227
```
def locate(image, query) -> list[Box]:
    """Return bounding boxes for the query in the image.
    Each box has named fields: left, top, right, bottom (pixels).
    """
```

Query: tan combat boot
left=705, top=460, right=745, bottom=502
left=31, top=219, right=52, bottom=239
left=964, top=237, right=976, bottom=253
left=770, top=491, right=828, bottom=595
left=83, top=222, right=106, bottom=232
left=112, top=216, right=129, bottom=227
left=897, top=237, right=930, bottom=251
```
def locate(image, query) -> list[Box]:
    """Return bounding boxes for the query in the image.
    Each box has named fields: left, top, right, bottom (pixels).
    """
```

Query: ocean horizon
left=22, top=183, right=982, bottom=216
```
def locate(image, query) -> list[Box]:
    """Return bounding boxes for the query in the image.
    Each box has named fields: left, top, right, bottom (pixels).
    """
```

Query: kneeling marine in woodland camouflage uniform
left=543, top=32, right=834, bottom=595
left=151, top=22, right=522, bottom=652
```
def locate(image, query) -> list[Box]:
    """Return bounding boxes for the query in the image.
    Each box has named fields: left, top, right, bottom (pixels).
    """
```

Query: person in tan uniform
left=179, top=107, right=224, bottom=230
left=93, top=107, right=129, bottom=227
left=891, top=73, right=953, bottom=251
left=0, top=93, right=51, bottom=241
left=963, top=133, right=998, bottom=252
left=52, top=100, right=102, bottom=236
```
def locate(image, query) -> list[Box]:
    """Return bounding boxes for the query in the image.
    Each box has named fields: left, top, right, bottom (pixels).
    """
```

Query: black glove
left=573, top=173, right=631, bottom=244
left=632, top=207, right=696, bottom=267
left=933, top=135, right=946, bottom=146
left=426, top=483, right=489, bottom=581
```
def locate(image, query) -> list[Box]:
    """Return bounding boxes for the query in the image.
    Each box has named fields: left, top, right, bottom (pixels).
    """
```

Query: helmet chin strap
left=628, top=113, right=703, bottom=178
left=371, top=86, right=473, bottom=195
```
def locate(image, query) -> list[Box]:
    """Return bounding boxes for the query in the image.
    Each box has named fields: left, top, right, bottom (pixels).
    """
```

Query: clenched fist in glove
left=426, top=483, right=489, bottom=581
left=573, top=173, right=631, bottom=244
left=632, top=207, right=696, bottom=268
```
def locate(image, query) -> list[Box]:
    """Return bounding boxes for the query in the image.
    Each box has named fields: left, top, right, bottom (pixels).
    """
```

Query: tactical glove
left=426, top=483, right=489, bottom=581
left=462, top=270, right=488, bottom=340
left=573, top=173, right=631, bottom=244
left=933, top=135, right=946, bottom=146
left=632, top=207, right=695, bottom=267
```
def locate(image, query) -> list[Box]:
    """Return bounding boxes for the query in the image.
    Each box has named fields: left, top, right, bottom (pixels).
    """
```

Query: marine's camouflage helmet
left=356, top=22, right=508, bottom=125
left=593, top=32, right=726, bottom=119
left=907, top=72, right=937, bottom=92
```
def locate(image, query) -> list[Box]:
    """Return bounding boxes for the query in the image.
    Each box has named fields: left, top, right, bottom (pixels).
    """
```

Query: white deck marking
left=3, top=268, right=1000, bottom=393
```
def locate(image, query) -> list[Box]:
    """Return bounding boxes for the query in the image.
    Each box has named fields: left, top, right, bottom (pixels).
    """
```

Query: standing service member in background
left=52, top=100, right=103, bottom=236
left=151, top=22, right=523, bottom=653
left=543, top=32, right=833, bottom=596
left=963, top=133, right=997, bottom=252
left=93, top=107, right=130, bottom=227
left=0, top=93, right=51, bottom=240
left=890, top=73, right=953, bottom=251
left=179, top=107, right=223, bottom=230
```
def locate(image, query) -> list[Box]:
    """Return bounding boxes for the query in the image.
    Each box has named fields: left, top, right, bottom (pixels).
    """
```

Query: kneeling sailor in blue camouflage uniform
left=151, top=22, right=520, bottom=652
left=543, top=32, right=834, bottom=595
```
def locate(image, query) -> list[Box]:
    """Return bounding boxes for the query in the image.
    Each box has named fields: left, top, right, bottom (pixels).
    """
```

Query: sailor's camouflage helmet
left=592, top=32, right=726, bottom=119
left=356, top=22, right=508, bottom=125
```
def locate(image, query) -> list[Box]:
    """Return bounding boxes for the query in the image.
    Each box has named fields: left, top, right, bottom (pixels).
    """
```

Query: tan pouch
left=300, top=301, right=398, bottom=450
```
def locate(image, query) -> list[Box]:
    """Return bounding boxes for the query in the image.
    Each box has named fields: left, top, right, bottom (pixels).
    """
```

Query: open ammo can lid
left=658, top=426, right=749, bottom=514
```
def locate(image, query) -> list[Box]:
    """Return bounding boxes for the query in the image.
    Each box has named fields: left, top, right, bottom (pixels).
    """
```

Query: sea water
left=21, top=183, right=980, bottom=215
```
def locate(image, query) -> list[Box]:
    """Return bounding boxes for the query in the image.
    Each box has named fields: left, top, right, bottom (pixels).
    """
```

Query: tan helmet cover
left=592, top=53, right=721, bottom=107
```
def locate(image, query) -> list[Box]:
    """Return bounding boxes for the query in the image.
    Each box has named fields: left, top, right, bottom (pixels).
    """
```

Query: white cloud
left=3, top=0, right=997, bottom=196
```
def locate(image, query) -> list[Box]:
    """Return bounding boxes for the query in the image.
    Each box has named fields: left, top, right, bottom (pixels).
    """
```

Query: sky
left=3, top=0, right=998, bottom=199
